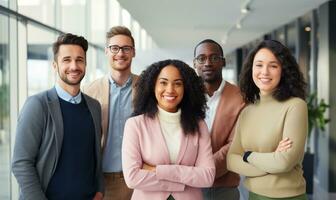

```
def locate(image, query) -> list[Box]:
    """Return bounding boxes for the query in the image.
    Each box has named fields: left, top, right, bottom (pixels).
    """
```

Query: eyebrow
left=254, top=60, right=280, bottom=64
left=76, top=56, right=85, bottom=60
left=61, top=56, right=71, bottom=60
left=61, top=56, right=85, bottom=60
left=158, top=78, right=183, bottom=82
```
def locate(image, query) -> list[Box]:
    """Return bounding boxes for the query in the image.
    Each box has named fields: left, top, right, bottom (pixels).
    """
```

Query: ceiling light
left=305, top=26, right=311, bottom=32
left=236, top=23, right=242, bottom=29
left=241, top=6, right=250, bottom=14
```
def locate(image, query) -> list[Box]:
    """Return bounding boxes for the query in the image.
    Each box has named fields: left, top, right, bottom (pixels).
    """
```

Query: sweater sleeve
left=156, top=121, right=216, bottom=188
left=227, top=114, right=268, bottom=177
left=247, top=100, right=308, bottom=173
left=122, top=118, right=185, bottom=192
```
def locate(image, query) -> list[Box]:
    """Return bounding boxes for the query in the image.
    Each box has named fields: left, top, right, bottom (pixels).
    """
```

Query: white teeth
left=260, top=78, right=271, bottom=83
left=164, top=96, right=175, bottom=101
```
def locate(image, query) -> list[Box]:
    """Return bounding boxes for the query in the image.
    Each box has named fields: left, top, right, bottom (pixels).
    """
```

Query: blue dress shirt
left=55, top=84, right=82, bottom=104
left=102, top=76, right=133, bottom=172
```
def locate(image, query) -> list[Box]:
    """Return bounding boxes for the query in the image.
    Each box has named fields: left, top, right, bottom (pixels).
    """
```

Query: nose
left=261, top=65, right=269, bottom=75
left=116, top=49, right=126, bottom=56
left=69, top=60, right=78, bottom=69
left=166, top=83, right=175, bottom=93
left=204, top=57, right=212, bottom=66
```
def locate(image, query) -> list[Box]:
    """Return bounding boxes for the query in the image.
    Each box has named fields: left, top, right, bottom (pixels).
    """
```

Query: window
left=0, top=13, right=10, bottom=200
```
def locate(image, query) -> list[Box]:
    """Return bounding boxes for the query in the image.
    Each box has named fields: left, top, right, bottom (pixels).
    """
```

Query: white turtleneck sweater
left=157, top=106, right=182, bottom=164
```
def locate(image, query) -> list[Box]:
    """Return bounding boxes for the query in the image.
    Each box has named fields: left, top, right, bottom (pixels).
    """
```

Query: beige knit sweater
left=227, top=94, right=308, bottom=198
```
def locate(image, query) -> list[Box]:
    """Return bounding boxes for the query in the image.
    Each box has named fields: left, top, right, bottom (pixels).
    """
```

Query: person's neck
left=58, top=81, right=80, bottom=96
left=110, top=69, right=131, bottom=86
left=205, top=79, right=223, bottom=97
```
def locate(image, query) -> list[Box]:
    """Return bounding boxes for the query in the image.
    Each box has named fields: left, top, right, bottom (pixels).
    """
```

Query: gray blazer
left=12, top=88, right=104, bottom=200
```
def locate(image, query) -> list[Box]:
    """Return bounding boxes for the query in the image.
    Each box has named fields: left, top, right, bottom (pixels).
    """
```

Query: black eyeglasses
left=195, top=55, right=224, bottom=64
left=107, top=45, right=134, bottom=54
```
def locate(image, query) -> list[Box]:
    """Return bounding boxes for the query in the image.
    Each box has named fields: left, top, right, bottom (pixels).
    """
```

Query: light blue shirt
left=55, top=84, right=82, bottom=104
left=102, top=76, right=133, bottom=172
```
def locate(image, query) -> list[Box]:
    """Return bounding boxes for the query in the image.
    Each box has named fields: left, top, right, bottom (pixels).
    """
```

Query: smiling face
left=194, top=42, right=224, bottom=84
left=53, top=44, right=86, bottom=88
left=155, top=65, right=184, bottom=113
left=252, top=48, right=282, bottom=95
left=106, top=34, right=135, bottom=72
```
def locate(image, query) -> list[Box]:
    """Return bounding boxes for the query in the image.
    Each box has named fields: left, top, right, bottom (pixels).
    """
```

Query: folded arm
left=156, top=121, right=216, bottom=188
left=122, top=118, right=185, bottom=192
left=247, top=101, right=308, bottom=173
left=227, top=115, right=268, bottom=177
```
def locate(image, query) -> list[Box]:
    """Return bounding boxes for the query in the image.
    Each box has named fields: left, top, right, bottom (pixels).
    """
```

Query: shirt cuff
left=243, top=151, right=252, bottom=163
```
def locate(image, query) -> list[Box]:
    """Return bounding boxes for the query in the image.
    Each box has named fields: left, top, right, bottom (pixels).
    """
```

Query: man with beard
left=12, top=33, right=104, bottom=200
left=83, top=26, right=138, bottom=200
left=193, top=39, right=245, bottom=200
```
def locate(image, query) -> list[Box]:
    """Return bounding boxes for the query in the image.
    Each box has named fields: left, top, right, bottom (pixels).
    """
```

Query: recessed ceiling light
left=305, top=26, right=311, bottom=32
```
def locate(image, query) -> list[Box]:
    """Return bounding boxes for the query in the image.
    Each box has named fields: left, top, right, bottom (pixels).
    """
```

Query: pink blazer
left=122, top=114, right=215, bottom=200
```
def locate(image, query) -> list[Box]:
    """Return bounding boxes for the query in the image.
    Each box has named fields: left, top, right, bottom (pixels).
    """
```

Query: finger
left=280, top=143, right=292, bottom=151
left=280, top=140, right=292, bottom=146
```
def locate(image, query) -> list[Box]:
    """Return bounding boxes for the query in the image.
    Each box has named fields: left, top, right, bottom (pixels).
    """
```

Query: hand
left=93, top=192, right=103, bottom=200
left=142, top=163, right=156, bottom=171
left=275, top=137, right=292, bottom=152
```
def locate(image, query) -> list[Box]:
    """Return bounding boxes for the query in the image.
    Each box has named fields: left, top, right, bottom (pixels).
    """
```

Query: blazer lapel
left=84, top=94, right=100, bottom=134
left=47, top=88, right=63, bottom=158
left=175, top=131, right=189, bottom=164
left=84, top=94, right=102, bottom=169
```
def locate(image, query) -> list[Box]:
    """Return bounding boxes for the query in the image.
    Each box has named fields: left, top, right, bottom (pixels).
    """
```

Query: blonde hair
left=106, top=26, right=134, bottom=46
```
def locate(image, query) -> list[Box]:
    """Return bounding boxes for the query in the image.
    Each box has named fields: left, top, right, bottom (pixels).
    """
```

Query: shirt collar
left=108, top=74, right=133, bottom=88
left=55, top=83, right=82, bottom=104
left=206, top=80, right=226, bottom=99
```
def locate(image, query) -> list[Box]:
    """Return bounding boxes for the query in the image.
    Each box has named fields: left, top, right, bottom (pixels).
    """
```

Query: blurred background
left=0, top=0, right=335, bottom=199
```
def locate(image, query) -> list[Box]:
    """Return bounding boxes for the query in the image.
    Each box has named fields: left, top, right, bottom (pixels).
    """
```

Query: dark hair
left=194, top=39, right=224, bottom=57
left=133, top=59, right=207, bottom=135
left=52, top=33, right=88, bottom=61
left=239, top=40, right=307, bottom=103
left=106, top=26, right=135, bottom=47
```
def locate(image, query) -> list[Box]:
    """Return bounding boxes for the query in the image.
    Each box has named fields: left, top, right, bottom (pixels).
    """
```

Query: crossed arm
left=122, top=119, right=215, bottom=191
left=227, top=101, right=308, bottom=176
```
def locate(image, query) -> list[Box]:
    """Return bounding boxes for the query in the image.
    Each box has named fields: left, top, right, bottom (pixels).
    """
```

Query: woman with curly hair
left=122, top=59, right=215, bottom=200
left=227, top=40, right=308, bottom=200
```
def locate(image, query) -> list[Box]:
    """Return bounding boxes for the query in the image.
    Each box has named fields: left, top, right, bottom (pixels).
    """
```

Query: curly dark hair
left=52, top=33, right=88, bottom=61
left=133, top=59, right=207, bottom=135
left=239, top=40, right=307, bottom=103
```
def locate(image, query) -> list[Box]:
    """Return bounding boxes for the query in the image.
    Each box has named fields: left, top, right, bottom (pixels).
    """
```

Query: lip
left=67, top=71, right=81, bottom=77
left=259, top=77, right=272, bottom=84
left=114, top=58, right=126, bottom=62
left=163, top=95, right=177, bottom=101
left=202, top=69, right=214, bottom=74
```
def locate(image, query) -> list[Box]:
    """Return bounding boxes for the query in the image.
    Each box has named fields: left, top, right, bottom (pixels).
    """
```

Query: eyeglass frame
left=107, top=45, right=134, bottom=54
left=194, top=54, right=225, bottom=64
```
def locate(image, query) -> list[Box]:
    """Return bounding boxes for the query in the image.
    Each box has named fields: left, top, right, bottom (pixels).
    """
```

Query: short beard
left=57, top=67, right=84, bottom=86
left=203, top=74, right=222, bottom=84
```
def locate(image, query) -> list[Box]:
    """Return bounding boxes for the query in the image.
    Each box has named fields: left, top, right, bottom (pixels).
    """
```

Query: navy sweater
left=46, top=98, right=96, bottom=200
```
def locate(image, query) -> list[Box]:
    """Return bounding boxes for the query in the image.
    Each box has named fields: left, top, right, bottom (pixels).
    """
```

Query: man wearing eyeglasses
left=83, top=26, right=138, bottom=200
left=193, top=39, right=245, bottom=200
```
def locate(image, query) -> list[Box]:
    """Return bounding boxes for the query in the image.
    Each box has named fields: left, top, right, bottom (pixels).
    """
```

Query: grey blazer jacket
left=12, top=88, right=104, bottom=200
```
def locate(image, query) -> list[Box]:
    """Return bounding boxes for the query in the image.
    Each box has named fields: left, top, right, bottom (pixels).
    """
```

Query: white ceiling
left=118, top=0, right=329, bottom=61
